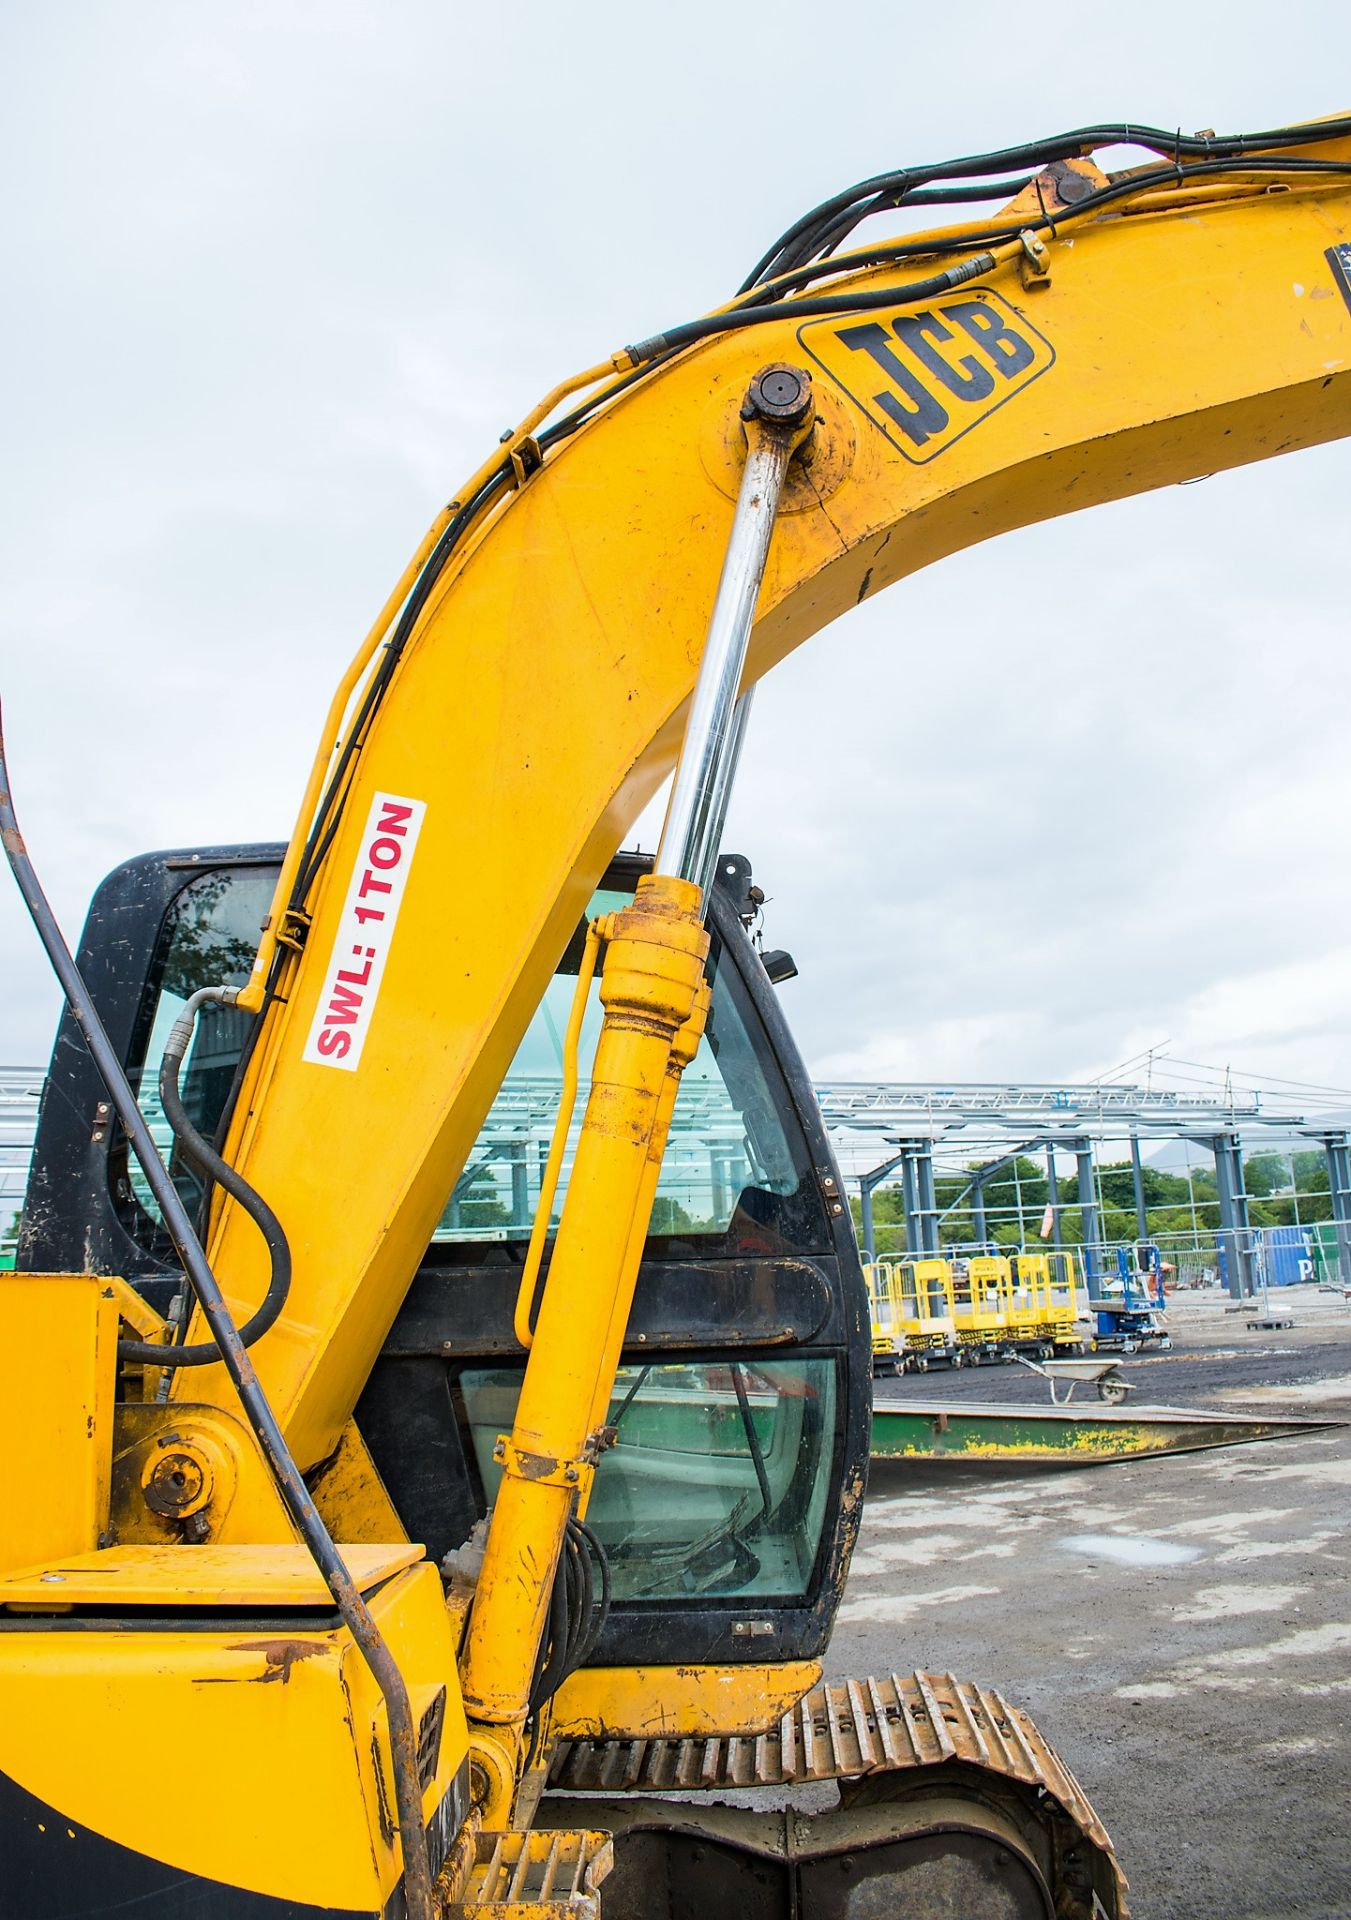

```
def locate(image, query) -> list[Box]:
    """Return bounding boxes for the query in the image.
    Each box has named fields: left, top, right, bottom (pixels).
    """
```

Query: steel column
left=511, top=1138, right=529, bottom=1228
left=972, top=1175, right=988, bottom=1246
left=1130, top=1133, right=1149, bottom=1239
left=1045, top=1149, right=1062, bottom=1250
left=859, top=1182, right=875, bottom=1264
left=1076, top=1141, right=1100, bottom=1286
left=857, top=1152, right=905, bottom=1263
left=1209, top=1132, right=1254, bottom=1299
left=900, top=1154, right=921, bottom=1258
left=914, top=1144, right=939, bottom=1256
left=1318, top=1132, right=1351, bottom=1289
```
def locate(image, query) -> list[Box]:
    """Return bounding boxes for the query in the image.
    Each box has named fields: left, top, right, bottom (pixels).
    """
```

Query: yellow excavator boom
left=2, top=114, right=1349, bottom=1920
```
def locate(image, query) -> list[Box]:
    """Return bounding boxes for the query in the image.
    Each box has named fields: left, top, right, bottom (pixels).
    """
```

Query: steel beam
left=1129, top=1133, right=1148, bottom=1239
left=913, top=1143, right=939, bottom=1256
left=1312, top=1132, right=1351, bottom=1290
left=1207, top=1132, right=1254, bottom=1299
left=1045, top=1149, right=1062, bottom=1250
left=1076, top=1141, right=1101, bottom=1284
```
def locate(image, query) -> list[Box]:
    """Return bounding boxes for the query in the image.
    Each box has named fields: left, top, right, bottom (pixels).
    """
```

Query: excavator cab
left=15, top=838, right=1125, bottom=1919
left=19, top=843, right=871, bottom=1671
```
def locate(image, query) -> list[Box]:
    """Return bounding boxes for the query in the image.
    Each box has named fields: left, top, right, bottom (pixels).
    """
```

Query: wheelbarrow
left=1015, top=1354, right=1134, bottom=1406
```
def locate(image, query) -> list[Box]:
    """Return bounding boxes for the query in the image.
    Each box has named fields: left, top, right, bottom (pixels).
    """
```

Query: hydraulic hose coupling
left=164, top=984, right=239, bottom=1068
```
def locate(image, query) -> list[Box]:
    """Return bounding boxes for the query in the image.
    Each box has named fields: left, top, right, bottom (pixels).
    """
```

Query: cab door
left=21, top=844, right=870, bottom=1671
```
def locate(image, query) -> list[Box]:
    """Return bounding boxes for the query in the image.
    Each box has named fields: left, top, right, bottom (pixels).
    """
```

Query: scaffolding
left=0, top=1069, right=42, bottom=1265
left=818, top=1081, right=1351, bottom=1297
left=5, top=1065, right=1350, bottom=1297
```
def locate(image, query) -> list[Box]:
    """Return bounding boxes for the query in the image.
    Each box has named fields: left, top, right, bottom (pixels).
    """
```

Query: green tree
left=649, top=1196, right=696, bottom=1234
left=439, top=1164, right=512, bottom=1231
left=1097, top=1160, right=1197, bottom=1212
left=1244, top=1152, right=1290, bottom=1199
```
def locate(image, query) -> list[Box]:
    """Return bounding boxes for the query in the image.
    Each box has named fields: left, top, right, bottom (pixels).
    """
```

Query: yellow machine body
left=5, top=120, right=1351, bottom=1917
left=173, top=136, right=1351, bottom=1485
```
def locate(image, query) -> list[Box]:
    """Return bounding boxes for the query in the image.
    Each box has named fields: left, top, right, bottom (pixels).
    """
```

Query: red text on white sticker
left=302, top=791, right=426, bottom=1072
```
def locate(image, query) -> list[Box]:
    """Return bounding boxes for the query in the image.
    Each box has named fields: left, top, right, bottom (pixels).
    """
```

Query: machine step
left=444, top=1827, right=613, bottom=1917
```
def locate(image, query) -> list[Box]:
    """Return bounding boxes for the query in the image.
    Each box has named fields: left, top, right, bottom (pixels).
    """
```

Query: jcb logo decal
left=798, top=290, right=1054, bottom=464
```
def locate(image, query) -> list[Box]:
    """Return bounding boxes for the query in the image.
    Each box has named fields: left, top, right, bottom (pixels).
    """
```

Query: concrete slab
left=835, top=1298, right=1351, bottom=1918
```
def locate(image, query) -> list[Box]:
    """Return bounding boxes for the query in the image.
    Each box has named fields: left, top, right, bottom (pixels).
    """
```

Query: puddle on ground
left=1059, top=1531, right=1203, bottom=1567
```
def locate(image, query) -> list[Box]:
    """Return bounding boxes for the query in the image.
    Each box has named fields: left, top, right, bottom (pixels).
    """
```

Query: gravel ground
left=830, top=1287, right=1351, bottom=1920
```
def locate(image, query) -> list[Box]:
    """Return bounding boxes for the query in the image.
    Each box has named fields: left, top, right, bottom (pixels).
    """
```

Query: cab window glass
left=434, top=887, right=804, bottom=1244
left=123, top=867, right=271, bottom=1229
left=461, top=1357, right=837, bottom=1601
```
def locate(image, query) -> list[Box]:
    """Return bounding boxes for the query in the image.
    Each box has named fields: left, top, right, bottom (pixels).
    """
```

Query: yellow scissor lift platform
left=866, top=1260, right=960, bottom=1373
left=877, top=1254, right=1088, bottom=1366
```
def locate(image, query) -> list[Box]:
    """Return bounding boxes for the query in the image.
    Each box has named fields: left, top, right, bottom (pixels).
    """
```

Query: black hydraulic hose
left=626, top=251, right=996, bottom=363
left=737, top=150, right=1351, bottom=310
left=525, top=1514, right=612, bottom=1717
left=529, top=1545, right=574, bottom=1715
left=739, top=115, right=1351, bottom=288
left=902, top=176, right=1036, bottom=207
left=761, top=141, right=1351, bottom=287
left=571, top=1517, right=611, bottom=1666
left=635, top=152, right=1351, bottom=368
left=136, top=988, right=293, bottom=1364
left=570, top=1521, right=593, bottom=1652
left=291, top=464, right=511, bottom=911
left=0, top=708, right=437, bottom=1920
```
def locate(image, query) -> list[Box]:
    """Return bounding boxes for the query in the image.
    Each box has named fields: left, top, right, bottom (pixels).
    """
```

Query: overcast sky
left=3, top=4, right=1349, bottom=1115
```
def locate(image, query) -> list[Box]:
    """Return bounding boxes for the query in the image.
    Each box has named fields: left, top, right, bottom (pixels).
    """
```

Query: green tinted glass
left=126, top=867, right=272, bottom=1224
left=435, top=886, right=799, bottom=1243
left=461, top=1357, right=836, bottom=1601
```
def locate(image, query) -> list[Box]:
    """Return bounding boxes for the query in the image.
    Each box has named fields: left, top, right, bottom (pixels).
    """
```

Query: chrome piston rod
left=655, top=364, right=812, bottom=902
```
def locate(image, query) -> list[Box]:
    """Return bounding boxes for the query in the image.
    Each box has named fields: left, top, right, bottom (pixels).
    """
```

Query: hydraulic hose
left=514, top=919, right=604, bottom=1349
left=0, top=709, right=437, bottom=1920
left=570, top=1516, right=612, bottom=1665
left=526, top=1515, right=611, bottom=1719
left=142, top=985, right=293, bottom=1365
